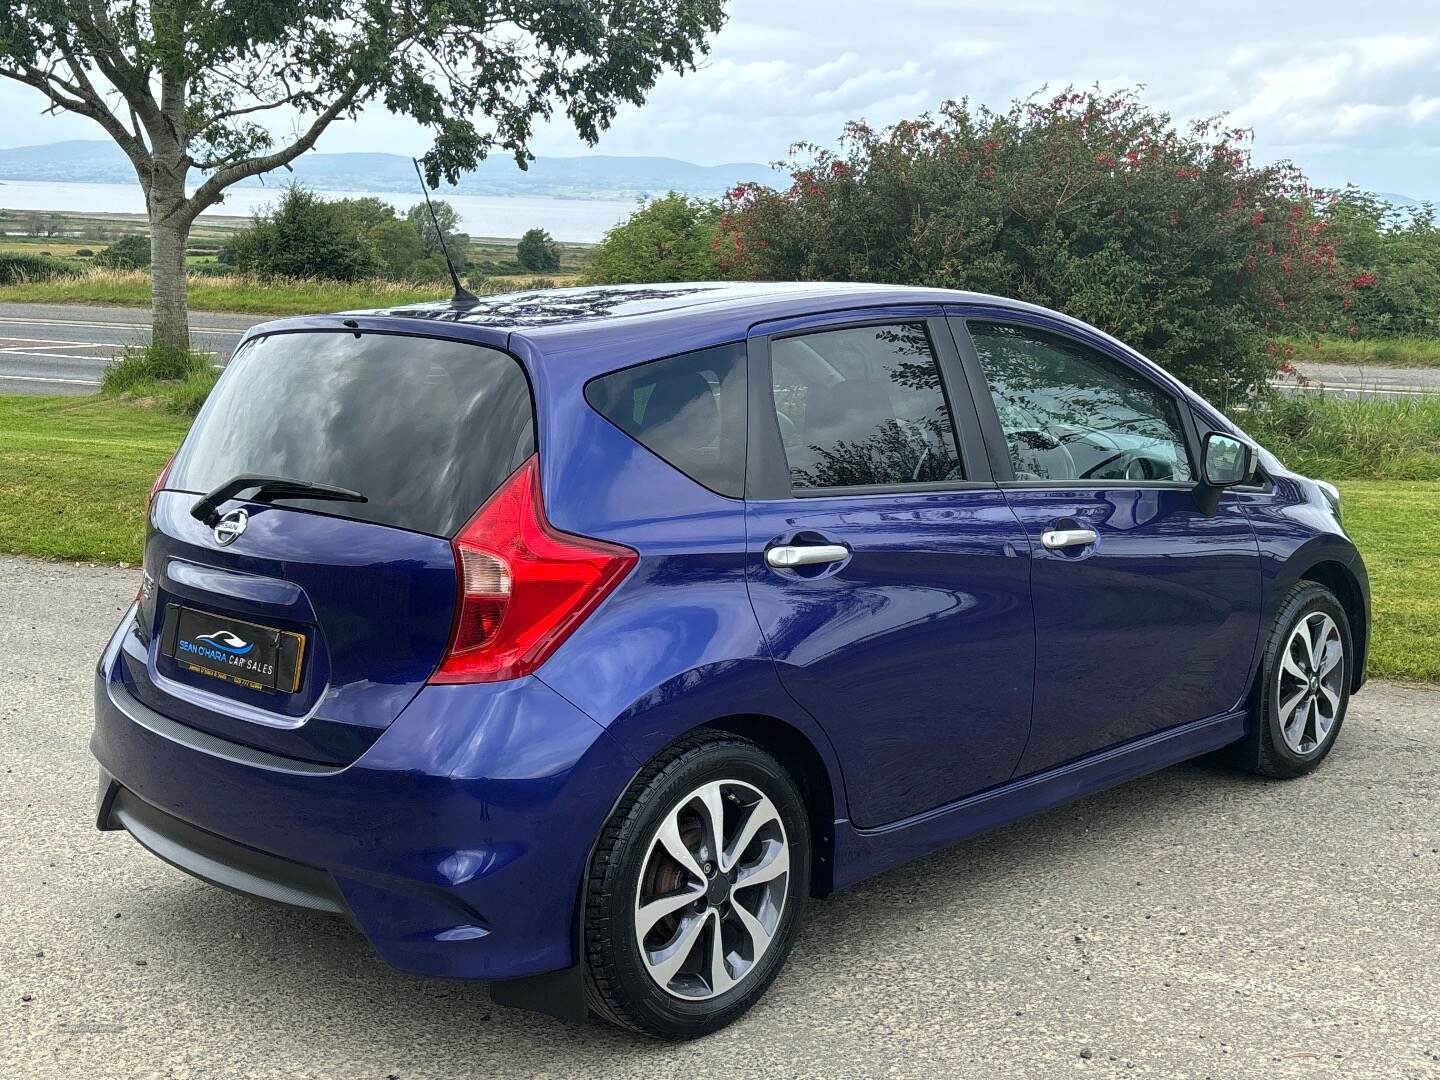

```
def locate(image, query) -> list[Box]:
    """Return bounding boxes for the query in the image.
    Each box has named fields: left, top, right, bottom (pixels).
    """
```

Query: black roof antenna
left=412, top=157, right=478, bottom=308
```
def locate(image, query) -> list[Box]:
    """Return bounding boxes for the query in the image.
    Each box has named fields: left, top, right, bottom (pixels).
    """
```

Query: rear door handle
left=766, top=544, right=850, bottom=568
left=1040, top=528, right=1098, bottom=551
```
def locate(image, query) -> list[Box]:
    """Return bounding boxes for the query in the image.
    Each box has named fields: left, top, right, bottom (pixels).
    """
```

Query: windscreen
left=167, top=331, right=535, bottom=537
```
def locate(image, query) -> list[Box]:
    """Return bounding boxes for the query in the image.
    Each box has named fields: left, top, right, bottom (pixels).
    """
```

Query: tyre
left=1240, top=581, right=1353, bottom=779
left=583, top=734, right=810, bottom=1039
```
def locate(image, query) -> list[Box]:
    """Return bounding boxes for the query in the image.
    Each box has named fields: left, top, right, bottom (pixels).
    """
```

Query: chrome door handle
left=1040, top=528, right=1098, bottom=551
left=765, top=544, right=850, bottom=568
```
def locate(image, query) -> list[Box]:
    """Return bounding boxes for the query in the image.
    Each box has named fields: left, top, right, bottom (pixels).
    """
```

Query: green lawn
left=0, top=396, right=189, bottom=563
left=1336, top=481, right=1440, bottom=683
left=0, top=394, right=1434, bottom=682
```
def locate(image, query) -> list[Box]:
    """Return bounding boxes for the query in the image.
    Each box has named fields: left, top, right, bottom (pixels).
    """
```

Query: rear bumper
left=99, top=780, right=347, bottom=914
left=91, top=611, right=633, bottom=982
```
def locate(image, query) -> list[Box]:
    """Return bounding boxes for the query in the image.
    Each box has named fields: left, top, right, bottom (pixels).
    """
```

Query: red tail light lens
left=149, top=454, right=175, bottom=505
left=430, top=456, right=637, bottom=684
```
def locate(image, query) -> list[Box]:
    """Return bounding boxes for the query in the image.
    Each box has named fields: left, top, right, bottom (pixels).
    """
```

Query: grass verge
left=1240, top=393, right=1440, bottom=481
left=100, top=344, right=219, bottom=415
left=0, top=268, right=578, bottom=314
left=0, top=394, right=1434, bottom=682
left=1290, top=334, right=1440, bottom=369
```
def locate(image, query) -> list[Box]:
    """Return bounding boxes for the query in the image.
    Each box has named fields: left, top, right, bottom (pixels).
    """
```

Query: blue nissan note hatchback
left=93, top=282, right=1368, bottom=1038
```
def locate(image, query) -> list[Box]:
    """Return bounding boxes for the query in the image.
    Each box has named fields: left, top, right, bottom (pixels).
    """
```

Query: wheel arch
left=1296, top=558, right=1368, bottom=692
left=696, top=713, right=841, bottom=897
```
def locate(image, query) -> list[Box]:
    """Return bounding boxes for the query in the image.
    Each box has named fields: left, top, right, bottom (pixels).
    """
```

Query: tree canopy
left=0, top=0, right=727, bottom=348
left=517, top=228, right=561, bottom=272
left=716, top=89, right=1351, bottom=402
left=586, top=192, right=721, bottom=284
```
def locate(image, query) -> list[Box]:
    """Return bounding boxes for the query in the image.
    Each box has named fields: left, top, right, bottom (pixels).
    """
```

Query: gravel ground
left=2, top=555, right=1437, bottom=1079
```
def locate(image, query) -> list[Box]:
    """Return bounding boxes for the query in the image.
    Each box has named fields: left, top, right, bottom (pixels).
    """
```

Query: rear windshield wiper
left=190, top=474, right=367, bottom=526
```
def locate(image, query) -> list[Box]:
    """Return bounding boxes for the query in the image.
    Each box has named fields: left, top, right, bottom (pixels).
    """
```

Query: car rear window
left=584, top=342, right=747, bottom=498
left=166, top=331, right=535, bottom=536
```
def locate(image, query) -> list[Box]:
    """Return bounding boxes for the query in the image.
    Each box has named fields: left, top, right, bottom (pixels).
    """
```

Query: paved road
left=3, top=555, right=1438, bottom=1079
left=0, top=303, right=258, bottom=395
left=1286, top=362, right=1440, bottom=401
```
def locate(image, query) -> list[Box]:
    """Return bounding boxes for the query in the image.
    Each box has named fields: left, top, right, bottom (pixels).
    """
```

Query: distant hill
left=1377, top=192, right=1434, bottom=210
left=0, top=140, right=778, bottom=201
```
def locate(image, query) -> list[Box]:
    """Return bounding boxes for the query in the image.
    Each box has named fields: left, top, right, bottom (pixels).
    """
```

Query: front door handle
left=1040, top=528, right=1099, bottom=551
left=766, top=544, right=850, bottom=568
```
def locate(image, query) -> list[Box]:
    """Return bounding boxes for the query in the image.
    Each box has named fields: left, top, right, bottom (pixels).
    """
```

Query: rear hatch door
left=122, top=327, right=534, bottom=765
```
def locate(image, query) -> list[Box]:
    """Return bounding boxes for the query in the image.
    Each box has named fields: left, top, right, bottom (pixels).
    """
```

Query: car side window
left=967, top=321, right=1193, bottom=483
left=585, top=341, right=747, bottom=497
left=769, top=322, right=963, bottom=491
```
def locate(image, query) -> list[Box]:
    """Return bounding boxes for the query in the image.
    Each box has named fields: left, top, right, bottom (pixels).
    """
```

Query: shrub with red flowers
left=1321, top=188, right=1440, bottom=336
left=716, top=87, right=1346, bottom=403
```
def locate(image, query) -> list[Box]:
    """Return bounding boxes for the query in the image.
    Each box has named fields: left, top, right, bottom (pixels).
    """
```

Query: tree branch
left=184, top=80, right=365, bottom=219
left=74, top=0, right=167, bottom=139
left=0, top=62, right=149, bottom=170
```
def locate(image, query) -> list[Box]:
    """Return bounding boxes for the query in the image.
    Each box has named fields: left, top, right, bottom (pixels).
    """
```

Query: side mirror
left=1203, top=432, right=1254, bottom=487
left=1194, top=432, right=1255, bottom=514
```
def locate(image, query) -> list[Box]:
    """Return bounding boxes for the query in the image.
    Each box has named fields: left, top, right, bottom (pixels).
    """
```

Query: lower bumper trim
left=105, top=784, right=345, bottom=915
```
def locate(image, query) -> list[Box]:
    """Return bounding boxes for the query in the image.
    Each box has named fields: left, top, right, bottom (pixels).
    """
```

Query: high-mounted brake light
left=430, top=456, right=636, bottom=684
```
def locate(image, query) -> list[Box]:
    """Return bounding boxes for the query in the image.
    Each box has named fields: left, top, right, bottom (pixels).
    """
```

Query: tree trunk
left=148, top=179, right=191, bottom=354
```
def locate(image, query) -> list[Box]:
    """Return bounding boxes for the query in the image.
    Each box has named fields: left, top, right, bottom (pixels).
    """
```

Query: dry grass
left=0, top=267, right=583, bottom=313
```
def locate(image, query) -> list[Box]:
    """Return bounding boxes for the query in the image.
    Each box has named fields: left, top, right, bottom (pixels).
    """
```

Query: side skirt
left=828, top=708, right=1248, bottom=893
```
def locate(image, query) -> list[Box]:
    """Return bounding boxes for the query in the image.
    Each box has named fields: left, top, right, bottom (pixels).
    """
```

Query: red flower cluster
left=1350, top=273, right=1377, bottom=288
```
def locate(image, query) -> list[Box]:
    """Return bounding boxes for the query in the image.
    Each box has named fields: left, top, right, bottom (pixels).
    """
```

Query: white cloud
left=1221, top=35, right=1440, bottom=156
left=2, top=1, right=1439, bottom=198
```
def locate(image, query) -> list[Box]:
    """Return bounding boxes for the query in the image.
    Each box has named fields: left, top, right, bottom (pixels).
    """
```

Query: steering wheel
left=1125, top=455, right=1167, bottom=481
left=1007, top=427, right=1075, bottom=480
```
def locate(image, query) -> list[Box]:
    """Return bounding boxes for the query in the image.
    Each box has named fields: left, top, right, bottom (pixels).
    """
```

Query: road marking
left=0, top=372, right=99, bottom=386
left=0, top=315, right=246, bottom=336
left=0, top=336, right=127, bottom=348
left=0, top=352, right=114, bottom=362
left=1269, top=380, right=1436, bottom=398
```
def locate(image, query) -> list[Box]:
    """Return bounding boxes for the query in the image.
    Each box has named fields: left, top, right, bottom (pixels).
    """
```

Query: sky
left=3, top=0, right=1438, bottom=199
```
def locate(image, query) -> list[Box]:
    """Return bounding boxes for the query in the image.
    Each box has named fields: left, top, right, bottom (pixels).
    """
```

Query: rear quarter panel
left=510, top=333, right=851, bottom=843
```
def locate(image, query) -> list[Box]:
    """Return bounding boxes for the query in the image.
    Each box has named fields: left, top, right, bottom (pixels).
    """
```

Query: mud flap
left=489, top=964, right=590, bottom=1023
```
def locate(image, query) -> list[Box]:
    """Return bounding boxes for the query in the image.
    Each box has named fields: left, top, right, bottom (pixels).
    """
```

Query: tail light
left=136, top=455, right=173, bottom=608
left=430, top=456, right=636, bottom=684
left=149, top=454, right=175, bottom=506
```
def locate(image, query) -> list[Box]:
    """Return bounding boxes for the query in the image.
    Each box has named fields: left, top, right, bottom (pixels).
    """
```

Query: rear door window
left=166, top=331, right=535, bottom=536
left=585, top=342, right=747, bottom=498
left=768, top=322, right=963, bottom=491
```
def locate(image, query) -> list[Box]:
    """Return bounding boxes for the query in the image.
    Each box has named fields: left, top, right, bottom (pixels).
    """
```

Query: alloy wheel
left=633, top=779, right=790, bottom=1001
left=1276, top=611, right=1345, bottom=755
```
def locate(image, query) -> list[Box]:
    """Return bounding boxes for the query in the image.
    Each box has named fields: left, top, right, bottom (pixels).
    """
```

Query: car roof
left=250, top=282, right=1165, bottom=396
left=336, top=281, right=1069, bottom=369
left=362, top=281, right=971, bottom=329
